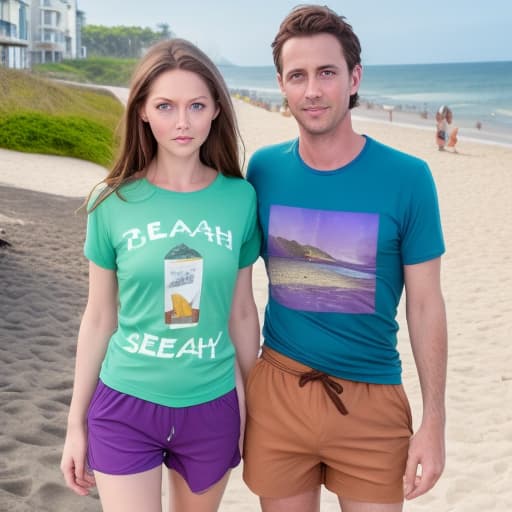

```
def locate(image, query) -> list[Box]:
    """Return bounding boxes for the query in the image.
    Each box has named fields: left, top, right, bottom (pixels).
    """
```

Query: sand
left=1, top=91, right=511, bottom=511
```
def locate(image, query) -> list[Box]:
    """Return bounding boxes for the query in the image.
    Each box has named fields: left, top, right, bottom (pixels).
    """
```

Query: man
left=243, top=5, right=447, bottom=512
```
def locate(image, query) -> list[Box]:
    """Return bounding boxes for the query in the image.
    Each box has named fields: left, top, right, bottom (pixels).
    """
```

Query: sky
left=77, top=0, right=511, bottom=66
left=270, top=206, right=378, bottom=264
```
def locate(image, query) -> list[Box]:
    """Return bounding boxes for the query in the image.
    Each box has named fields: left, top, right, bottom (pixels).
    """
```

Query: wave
left=370, top=91, right=491, bottom=103
left=494, top=109, right=512, bottom=118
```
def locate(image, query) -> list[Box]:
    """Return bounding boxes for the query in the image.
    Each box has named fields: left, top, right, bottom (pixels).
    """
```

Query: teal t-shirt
left=247, top=136, right=445, bottom=384
left=85, top=174, right=260, bottom=407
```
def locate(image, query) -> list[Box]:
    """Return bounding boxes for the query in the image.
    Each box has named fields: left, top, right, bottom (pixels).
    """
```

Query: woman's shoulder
left=214, top=175, right=257, bottom=211
left=218, top=174, right=256, bottom=194
left=87, top=177, right=155, bottom=212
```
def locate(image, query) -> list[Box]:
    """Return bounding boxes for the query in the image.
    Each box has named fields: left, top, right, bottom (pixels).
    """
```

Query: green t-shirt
left=85, top=174, right=260, bottom=407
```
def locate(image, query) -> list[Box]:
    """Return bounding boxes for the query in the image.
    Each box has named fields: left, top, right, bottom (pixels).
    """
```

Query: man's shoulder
left=247, top=139, right=297, bottom=184
left=366, top=136, right=427, bottom=170
left=365, top=138, right=440, bottom=203
left=250, top=139, right=297, bottom=164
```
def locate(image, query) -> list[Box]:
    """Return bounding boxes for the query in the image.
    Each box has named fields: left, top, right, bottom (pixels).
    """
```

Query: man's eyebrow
left=285, top=64, right=340, bottom=76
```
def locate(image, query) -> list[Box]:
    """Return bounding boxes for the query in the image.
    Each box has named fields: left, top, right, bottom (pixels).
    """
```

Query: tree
left=157, top=23, right=172, bottom=40
left=82, top=24, right=175, bottom=58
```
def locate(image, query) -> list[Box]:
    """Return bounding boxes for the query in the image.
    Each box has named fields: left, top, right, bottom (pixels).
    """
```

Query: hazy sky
left=77, top=0, right=511, bottom=66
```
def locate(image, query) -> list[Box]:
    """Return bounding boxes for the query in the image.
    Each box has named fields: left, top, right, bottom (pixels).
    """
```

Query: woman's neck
left=145, top=154, right=217, bottom=192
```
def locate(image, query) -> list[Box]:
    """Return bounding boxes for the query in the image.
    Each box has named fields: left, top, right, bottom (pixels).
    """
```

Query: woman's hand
left=60, top=423, right=96, bottom=496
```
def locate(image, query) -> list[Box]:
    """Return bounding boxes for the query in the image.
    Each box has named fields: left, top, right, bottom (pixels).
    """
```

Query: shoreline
left=231, top=88, right=512, bottom=148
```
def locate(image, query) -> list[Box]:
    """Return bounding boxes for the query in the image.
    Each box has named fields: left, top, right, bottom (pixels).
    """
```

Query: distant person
left=436, top=105, right=448, bottom=150
left=436, top=105, right=458, bottom=152
left=446, top=108, right=459, bottom=152
left=60, top=38, right=261, bottom=512
left=280, top=97, right=291, bottom=117
left=243, top=5, right=447, bottom=512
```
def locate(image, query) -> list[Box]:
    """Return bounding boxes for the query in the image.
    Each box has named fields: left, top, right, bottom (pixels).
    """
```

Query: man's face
left=277, top=33, right=361, bottom=138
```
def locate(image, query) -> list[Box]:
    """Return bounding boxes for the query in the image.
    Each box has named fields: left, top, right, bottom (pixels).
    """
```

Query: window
left=43, top=11, right=53, bottom=25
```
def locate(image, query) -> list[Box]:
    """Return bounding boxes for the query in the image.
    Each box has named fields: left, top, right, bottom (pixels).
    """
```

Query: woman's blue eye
left=190, top=103, right=205, bottom=111
left=157, top=103, right=172, bottom=110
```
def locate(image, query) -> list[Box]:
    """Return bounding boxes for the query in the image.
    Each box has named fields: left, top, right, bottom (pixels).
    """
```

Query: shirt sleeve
left=238, top=185, right=261, bottom=268
left=83, top=192, right=117, bottom=270
left=401, top=161, right=446, bottom=265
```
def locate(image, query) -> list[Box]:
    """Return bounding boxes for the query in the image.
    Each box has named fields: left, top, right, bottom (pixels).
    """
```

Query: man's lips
left=302, top=106, right=328, bottom=113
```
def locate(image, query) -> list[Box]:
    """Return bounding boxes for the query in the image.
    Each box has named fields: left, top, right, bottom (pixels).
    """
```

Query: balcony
left=0, top=20, right=17, bottom=38
left=0, top=20, right=29, bottom=47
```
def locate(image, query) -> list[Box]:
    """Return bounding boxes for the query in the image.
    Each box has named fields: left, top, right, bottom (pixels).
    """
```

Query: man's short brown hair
left=272, top=5, right=362, bottom=108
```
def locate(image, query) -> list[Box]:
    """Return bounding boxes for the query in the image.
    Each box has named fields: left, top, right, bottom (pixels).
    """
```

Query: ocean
left=218, top=61, right=512, bottom=143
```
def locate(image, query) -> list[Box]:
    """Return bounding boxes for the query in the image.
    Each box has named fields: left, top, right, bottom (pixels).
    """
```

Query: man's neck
left=298, top=127, right=365, bottom=171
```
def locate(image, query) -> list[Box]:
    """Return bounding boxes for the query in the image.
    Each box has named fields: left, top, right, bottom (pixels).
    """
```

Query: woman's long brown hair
left=88, top=38, right=244, bottom=211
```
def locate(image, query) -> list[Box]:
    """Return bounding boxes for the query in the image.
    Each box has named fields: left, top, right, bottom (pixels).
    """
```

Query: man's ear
left=277, top=73, right=285, bottom=94
left=350, top=64, right=362, bottom=95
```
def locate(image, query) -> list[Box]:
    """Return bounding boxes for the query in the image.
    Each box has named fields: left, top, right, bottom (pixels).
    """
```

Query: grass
left=0, top=113, right=114, bottom=166
left=33, top=57, right=137, bottom=87
left=0, top=66, right=124, bottom=166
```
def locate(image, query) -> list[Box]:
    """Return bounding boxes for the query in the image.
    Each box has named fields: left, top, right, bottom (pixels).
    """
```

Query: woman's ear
left=213, top=104, right=220, bottom=120
left=139, top=108, right=148, bottom=123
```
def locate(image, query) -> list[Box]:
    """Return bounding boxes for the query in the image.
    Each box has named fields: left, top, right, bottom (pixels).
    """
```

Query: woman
left=436, top=105, right=448, bottom=150
left=60, top=38, right=260, bottom=512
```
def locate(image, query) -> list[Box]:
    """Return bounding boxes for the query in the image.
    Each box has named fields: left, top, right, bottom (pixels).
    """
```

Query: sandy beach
left=1, top=92, right=511, bottom=511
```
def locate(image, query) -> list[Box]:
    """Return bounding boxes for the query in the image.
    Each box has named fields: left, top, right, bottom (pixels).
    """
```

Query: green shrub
left=34, top=57, right=137, bottom=86
left=0, top=113, right=114, bottom=167
left=0, top=67, right=124, bottom=166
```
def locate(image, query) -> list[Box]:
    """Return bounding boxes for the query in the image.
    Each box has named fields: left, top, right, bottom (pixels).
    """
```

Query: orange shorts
left=243, top=348, right=413, bottom=503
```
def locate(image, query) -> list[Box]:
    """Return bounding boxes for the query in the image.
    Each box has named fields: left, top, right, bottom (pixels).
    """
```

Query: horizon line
left=219, top=58, right=512, bottom=68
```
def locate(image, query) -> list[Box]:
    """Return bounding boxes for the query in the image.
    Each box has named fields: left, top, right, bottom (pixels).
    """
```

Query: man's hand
left=404, top=421, right=445, bottom=500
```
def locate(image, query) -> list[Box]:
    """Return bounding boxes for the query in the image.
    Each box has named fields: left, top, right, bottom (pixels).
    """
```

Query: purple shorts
left=87, top=380, right=241, bottom=493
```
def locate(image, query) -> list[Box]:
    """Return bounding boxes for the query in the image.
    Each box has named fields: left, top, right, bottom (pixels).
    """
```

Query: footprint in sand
left=51, top=310, right=75, bottom=323
left=0, top=465, right=33, bottom=497
left=5, top=310, right=29, bottom=325
left=29, top=348, right=58, bottom=364
left=2, top=401, right=28, bottom=415
left=15, top=427, right=63, bottom=447
left=0, top=377, right=11, bottom=388
left=30, top=482, right=100, bottom=511
left=4, top=383, right=27, bottom=392
left=44, top=379, right=74, bottom=391
left=2, top=322, right=21, bottom=332
left=41, top=424, right=67, bottom=439
left=494, top=460, right=508, bottom=475
left=37, top=337, right=60, bottom=347
left=37, top=400, right=65, bottom=413
left=0, top=439, right=20, bottom=454
left=0, top=477, right=33, bottom=497
left=38, top=452, right=62, bottom=466
left=53, top=393, right=72, bottom=407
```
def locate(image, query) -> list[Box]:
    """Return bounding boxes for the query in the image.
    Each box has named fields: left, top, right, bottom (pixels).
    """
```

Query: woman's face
left=141, top=69, right=219, bottom=159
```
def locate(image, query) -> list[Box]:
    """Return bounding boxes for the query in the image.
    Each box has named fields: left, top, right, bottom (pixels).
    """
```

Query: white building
left=1, top=0, right=85, bottom=68
left=0, top=0, right=31, bottom=69
left=30, top=0, right=85, bottom=64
